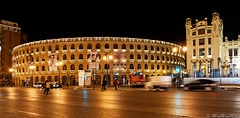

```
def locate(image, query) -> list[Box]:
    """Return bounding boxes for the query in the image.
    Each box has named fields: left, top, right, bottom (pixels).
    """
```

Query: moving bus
left=130, top=72, right=145, bottom=86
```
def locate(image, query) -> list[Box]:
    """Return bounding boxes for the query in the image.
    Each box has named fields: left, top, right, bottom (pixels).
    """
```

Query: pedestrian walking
left=102, top=79, right=106, bottom=91
left=115, top=79, right=118, bottom=90
left=117, top=79, right=121, bottom=90
left=172, top=76, right=176, bottom=87
left=44, top=80, right=50, bottom=95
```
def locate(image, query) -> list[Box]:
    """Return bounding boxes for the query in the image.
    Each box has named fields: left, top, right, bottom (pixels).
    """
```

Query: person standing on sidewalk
left=115, top=79, right=118, bottom=90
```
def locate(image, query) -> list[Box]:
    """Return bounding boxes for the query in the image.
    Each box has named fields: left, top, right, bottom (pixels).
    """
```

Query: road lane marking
left=13, top=110, right=40, bottom=116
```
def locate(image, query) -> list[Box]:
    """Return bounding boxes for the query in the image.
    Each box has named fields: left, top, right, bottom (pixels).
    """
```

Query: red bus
left=130, top=72, right=145, bottom=86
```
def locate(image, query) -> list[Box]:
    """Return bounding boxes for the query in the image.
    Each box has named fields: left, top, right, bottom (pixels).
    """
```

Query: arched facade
left=12, top=37, right=185, bottom=86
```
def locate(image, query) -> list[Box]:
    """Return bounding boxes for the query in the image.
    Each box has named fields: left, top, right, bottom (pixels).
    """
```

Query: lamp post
left=29, top=66, right=35, bottom=87
left=56, top=62, right=63, bottom=83
left=173, top=46, right=187, bottom=88
left=9, top=68, right=14, bottom=87
left=103, top=52, right=112, bottom=86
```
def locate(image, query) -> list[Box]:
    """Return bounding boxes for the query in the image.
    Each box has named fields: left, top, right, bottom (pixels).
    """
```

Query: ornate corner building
left=12, top=37, right=185, bottom=86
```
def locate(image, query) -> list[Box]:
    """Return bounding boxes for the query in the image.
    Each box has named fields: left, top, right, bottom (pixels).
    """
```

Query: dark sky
left=1, top=0, right=239, bottom=44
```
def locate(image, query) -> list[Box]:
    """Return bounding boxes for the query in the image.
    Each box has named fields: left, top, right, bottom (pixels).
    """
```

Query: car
left=49, top=82, right=62, bottom=88
left=33, top=82, right=44, bottom=88
left=183, top=79, right=218, bottom=91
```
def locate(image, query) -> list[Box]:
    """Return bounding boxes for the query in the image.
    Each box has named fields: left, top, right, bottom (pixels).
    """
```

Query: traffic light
left=176, top=68, right=180, bottom=72
left=84, top=75, right=87, bottom=78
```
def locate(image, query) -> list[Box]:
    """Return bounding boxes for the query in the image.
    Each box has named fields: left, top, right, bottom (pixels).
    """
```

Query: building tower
left=0, top=20, right=27, bottom=85
left=185, top=12, right=223, bottom=77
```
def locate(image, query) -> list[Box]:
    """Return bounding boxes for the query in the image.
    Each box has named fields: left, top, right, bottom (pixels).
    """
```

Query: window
left=199, top=39, right=205, bottom=45
left=71, top=54, right=75, bottom=60
left=162, top=65, right=165, bottom=70
left=71, top=64, right=75, bottom=70
left=36, top=66, right=39, bottom=71
left=145, top=45, right=148, bottom=50
left=229, top=49, right=233, bottom=56
left=63, top=65, right=67, bottom=70
left=192, top=31, right=196, bottom=36
left=151, top=64, right=154, bottom=69
left=144, top=64, right=148, bottom=69
left=198, top=29, right=205, bottom=35
left=234, top=48, right=238, bottom=56
left=162, top=56, right=165, bottom=61
left=207, top=29, right=211, bottom=33
left=63, top=55, right=67, bottom=60
left=96, top=44, right=101, bottom=49
left=157, top=56, right=160, bottom=60
left=71, top=44, right=75, bottom=50
left=130, top=44, right=134, bottom=49
left=137, top=45, right=141, bottom=50
left=79, top=54, right=83, bottom=59
left=137, top=64, right=141, bottom=69
left=113, top=44, right=118, bottom=49
left=105, top=64, right=109, bottom=69
left=42, top=46, right=45, bottom=52
left=157, top=47, right=160, bottom=51
left=55, top=45, right=59, bottom=51
left=151, top=46, right=154, bottom=51
left=105, top=44, right=109, bottom=49
left=42, top=56, right=45, bottom=61
left=137, top=54, right=141, bottom=59
left=87, top=44, right=92, bottom=49
left=79, top=64, right=83, bottom=70
left=157, top=65, right=160, bottom=70
left=193, top=40, right=196, bottom=46
left=151, top=55, right=154, bottom=60
left=144, top=55, right=148, bottom=60
left=130, top=64, right=134, bottom=69
left=130, top=54, right=134, bottom=59
left=208, top=38, right=211, bottom=44
left=63, top=45, right=67, bottom=50
left=162, top=47, right=165, bottom=52
left=208, top=48, right=211, bottom=55
left=48, top=46, right=52, bottom=51
left=42, top=66, right=45, bottom=71
left=79, top=44, right=83, bottom=49
left=192, top=49, right=196, bottom=56
left=199, top=48, right=205, bottom=56
left=122, top=44, right=126, bottom=49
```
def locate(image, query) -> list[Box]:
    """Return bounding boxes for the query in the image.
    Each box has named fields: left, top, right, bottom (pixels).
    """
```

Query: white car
left=145, top=76, right=172, bottom=91
left=33, top=82, right=44, bottom=88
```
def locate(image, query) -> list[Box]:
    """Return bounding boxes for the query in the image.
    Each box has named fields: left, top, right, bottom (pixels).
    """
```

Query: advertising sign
left=78, top=70, right=85, bottom=86
left=48, top=52, right=57, bottom=71
left=113, top=50, right=126, bottom=70
left=87, top=49, right=100, bottom=70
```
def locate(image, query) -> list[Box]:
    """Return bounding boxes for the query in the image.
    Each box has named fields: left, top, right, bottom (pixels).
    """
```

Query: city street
left=0, top=87, right=240, bottom=118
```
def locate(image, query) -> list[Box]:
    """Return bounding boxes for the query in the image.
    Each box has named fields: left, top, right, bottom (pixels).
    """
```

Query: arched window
left=105, top=44, right=109, bottom=49
left=96, top=43, right=101, bottom=49
left=162, top=56, right=165, bottom=61
left=42, top=56, right=45, bottom=61
left=157, top=46, right=160, bottom=51
left=137, top=45, right=141, bottom=50
left=71, top=54, right=75, bottom=60
left=157, top=65, right=160, bottom=70
left=130, top=54, right=134, bottom=59
left=151, top=64, right=154, bottom=69
left=130, top=44, right=134, bottom=49
left=71, top=64, right=75, bottom=70
left=63, top=45, right=67, bottom=50
left=79, top=54, right=83, bottom=59
left=48, top=46, right=52, bottom=51
left=137, top=54, right=141, bottom=59
left=151, top=46, right=154, bottom=51
left=144, top=45, right=148, bottom=50
left=63, top=65, right=67, bottom=70
left=162, top=47, right=165, bottom=52
left=144, top=64, right=148, bottom=69
left=137, top=64, right=141, bottom=69
left=87, top=44, right=92, bottom=49
left=162, top=65, right=165, bottom=70
left=157, top=56, right=160, bottom=60
left=113, top=44, right=118, bottom=49
left=122, top=44, right=126, bottom=49
left=151, top=55, right=154, bottom=60
left=36, top=47, right=39, bottom=52
left=36, top=66, right=39, bottom=71
left=42, top=66, right=45, bottom=71
left=63, top=55, right=67, bottom=60
left=144, top=55, right=148, bottom=60
left=167, top=56, right=170, bottom=61
left=55, top=45, right=59, bottom=51
left=79, top=64, right=83, bottom=70
left=71, top=44, right=75, bottom=50
left=105, top=64, right=109, bottom=69
left=42, top=46, right=45, bottom=52
left=130, top=64, right=134, bottom=69
left=79, top=44, right=83, bottom=49
left=167, top=48, right=169, bottom=53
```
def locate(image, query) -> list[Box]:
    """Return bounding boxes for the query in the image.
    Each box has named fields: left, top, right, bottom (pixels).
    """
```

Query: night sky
left=1, top=0, right=239, bottom=45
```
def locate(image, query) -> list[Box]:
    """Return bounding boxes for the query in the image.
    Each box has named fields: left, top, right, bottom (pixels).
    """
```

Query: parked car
left=33, top=82, right=44, bottom=88
left=49, top=82, right=62, bottom=88
left=145, top=76, right=172, bottom=91
left=183, top=79, right=218, bottom=91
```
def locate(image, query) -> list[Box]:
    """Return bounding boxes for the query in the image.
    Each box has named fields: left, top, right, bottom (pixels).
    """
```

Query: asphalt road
left=0, top=87, right=239, bottom=118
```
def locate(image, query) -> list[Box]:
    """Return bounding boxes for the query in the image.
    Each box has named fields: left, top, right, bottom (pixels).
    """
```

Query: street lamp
left=9, top=68, right=14, bottom=87
left=56, top=62, right=63, bottom=83
left=103, top=52, right=112, bottom=85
